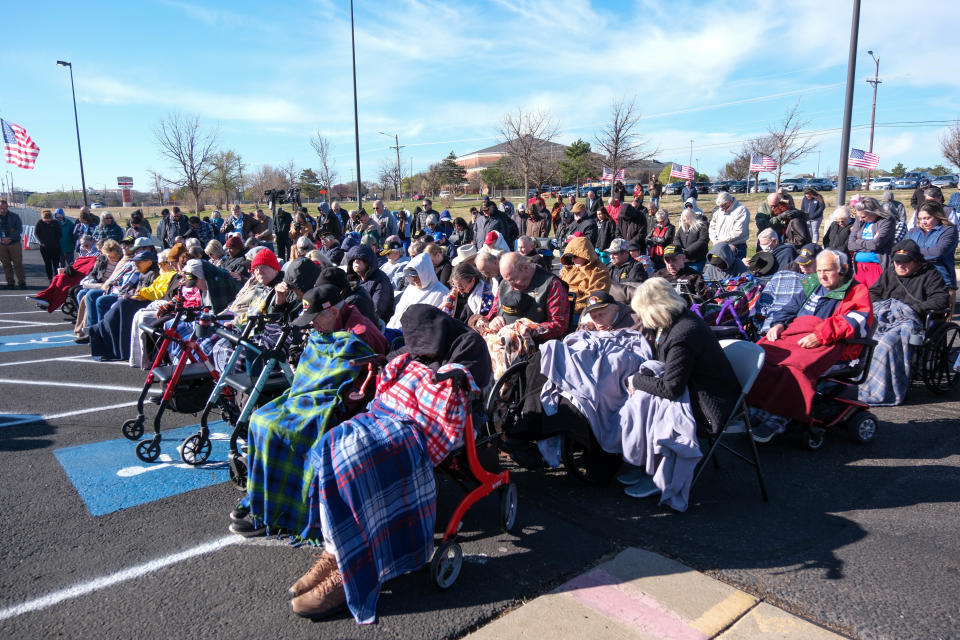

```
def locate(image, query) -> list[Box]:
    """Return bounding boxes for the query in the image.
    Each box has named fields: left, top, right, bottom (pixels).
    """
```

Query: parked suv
left=805, top=178, right=834, bottom=191
left=932, top=174, right=959, bottom=189
left=663, top=182, right=684, bottom=195
left=893, top=171, right=935, bottom=189
left=869, top=176, right=894, bottom=190
left=780, top=178, right=807, bottom=192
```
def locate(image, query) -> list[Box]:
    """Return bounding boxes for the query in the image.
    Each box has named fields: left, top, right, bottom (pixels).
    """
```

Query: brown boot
left=290, top=568, right=347, bottom=619
left=288, top=551, right=338, bottom=597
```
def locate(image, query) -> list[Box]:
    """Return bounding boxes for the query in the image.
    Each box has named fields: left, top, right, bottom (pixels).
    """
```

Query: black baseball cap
left=795, top=243, right=821, bottom=266
left=891, top=239, right=923, bottom=263
left=501, top=288, right=531, bottom=316
left=292, top=285, right=343, bottom=327
left=583, top=291, right=615, bottom=315
left=662, top=245, right=683, bottom=259
left=284, top=257, right=322, bottom=292
left=379, top=239, right=404, bottom=256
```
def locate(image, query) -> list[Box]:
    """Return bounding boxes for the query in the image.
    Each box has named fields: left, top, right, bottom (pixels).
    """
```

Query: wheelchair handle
left=215, top=326, right=243, bottom=345
left=348, top=354, right=387, bottom=367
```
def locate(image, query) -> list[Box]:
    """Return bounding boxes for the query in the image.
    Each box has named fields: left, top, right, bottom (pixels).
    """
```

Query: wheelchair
left=911, top=310, right=960, bottom=394
left=60, top=285, right=82, bottom=320
left=803, top=336, right=880, bottom=451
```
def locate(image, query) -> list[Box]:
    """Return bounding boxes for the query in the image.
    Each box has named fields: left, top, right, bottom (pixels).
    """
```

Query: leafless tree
left=594, top=96, right=656, bottom=182
left=153, top=113, right=219, bottom=212
left=940, top=122, right=960, bottom=170
left=377, top=160, right=397, bottom=199
left=208, top=150, right=242, bottom=207
left=310, top=131, right=338, bottom=203
left=147, top=169, right=165, bottom=205
left=497, top=108, right=560, bottom=196
left=763, top=104, right=817, bottom=187
left=719, top=143, right=754, bottom=182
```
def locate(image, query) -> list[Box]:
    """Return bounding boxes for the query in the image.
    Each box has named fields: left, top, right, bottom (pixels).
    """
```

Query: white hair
left=757, top=228, right=778, bottom=244
left=631, top=277, right=687, bottom=329
left=679, top=209, right=704, bottom=231
left=184, top=237, right=201, bottom=250
left=830, top=205, right=850, bottom=223
left=716, top=191, right=733, bottom=205
left=655, top=209, right=670, bottom=223
left=818, top=248, right=849, bottom=273
left=296, top=235, right=314, bottom=252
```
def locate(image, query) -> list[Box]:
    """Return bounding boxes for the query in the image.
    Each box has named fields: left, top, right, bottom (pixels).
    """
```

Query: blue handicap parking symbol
left=0, top=330, right=76, bottom=353
left=54, top=422, right=233, bottom=516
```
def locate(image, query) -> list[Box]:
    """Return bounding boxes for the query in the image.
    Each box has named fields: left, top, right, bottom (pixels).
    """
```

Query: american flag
left=601, top=166, right=613, bottom=180
left=1, top=119, right=40, bottom=169
left=849, top=148, right=879, bottom=170
left=749, top=153, right=777, bottom=173
left=615, top=168, right=625, bottom=180
left=669, top=163, right=694, bottom=180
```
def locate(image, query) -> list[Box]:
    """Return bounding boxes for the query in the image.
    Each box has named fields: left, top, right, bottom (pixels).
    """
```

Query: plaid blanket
left=243, top=330, right=373, bottom=540
left=858, top=298, right=920, bottom=406
left=757, top=271, right=804, bottom=331
left=307, top=354, right=476, bottom=624
left=693, top=274, right=764, bottom=326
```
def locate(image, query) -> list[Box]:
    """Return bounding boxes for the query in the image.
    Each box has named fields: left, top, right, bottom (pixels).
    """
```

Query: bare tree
left=763, top=104, right=816, bottom=187
left=208, top=150, right=242, bottom=207
left=497, top=108, right=560, bottom=196
left=594, top=96, right=656, bottom=182
left=719, top=143, right=754, bottom=181
left=377, top=160, right=397, bottom=199
left=280, top=160, right=298, bottom=191
left=147, top=169, right=165, bottom=205
left=940, top=122, right=960, bottom=170
left=310, top=131, right=338, bottom=203
left=153, top=113, right=219, bottom=212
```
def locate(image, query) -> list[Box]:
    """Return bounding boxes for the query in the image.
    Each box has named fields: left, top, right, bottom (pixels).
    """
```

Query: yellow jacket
left=137, top=270, right=177, bottom=301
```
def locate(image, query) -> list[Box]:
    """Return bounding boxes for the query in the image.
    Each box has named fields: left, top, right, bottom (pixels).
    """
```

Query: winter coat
left=525, top=207, right=551, bottom=239
left=848, top=216, right=896, bottom=271
left=93, top=222, right=124, bottom=244
left=822, top=221, right=852, bottom=252
left=564, top=213, right=599, bottom=248
left=473, top=210, right=514, bottom=250
left=595, top=218, right=619, bottom=253
left=646, top=222, right=675, bottom=261
left=616, top=203, right=648, bottom=250
left=907, top=223, right=959, bottom=289
left=387, top=252, right=449, bottom=330
left=394, top=303, right=492, bottom=389
left=346, top=243, right=396, bottom=322
left=607, top=258, right=647, bottom=284
left=801, top=196, right=825, bottom=221
left=869, top=259, right=949, bottom=317
left=781, top=209, right=811, bottom=248
left=559, top=236, right=612, bottom=312
left=58, top=217, right=76, bottom=254
left=675, top=223, right=709, bottom=263
left=703, top=242, right=749, bottom=282
left=34, top=219, right=62, bottom=249
left=708, top=198, right=750, bottom=247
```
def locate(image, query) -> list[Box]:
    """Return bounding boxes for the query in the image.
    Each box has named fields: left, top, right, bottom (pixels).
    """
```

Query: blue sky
left=2, top=0, right=958, bottom=195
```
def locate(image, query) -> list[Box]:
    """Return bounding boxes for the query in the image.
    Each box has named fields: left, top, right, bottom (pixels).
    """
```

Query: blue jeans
left=83, top=290, right=107, bottom=325
left=650, top=196, right=660, bottom=207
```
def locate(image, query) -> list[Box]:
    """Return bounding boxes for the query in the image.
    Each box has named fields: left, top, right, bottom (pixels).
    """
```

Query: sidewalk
left=464, top=547, right=848, bottom=640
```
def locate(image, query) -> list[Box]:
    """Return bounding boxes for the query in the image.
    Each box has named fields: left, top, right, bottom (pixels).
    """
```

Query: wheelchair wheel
left=180, top=434, right=211, bottom=465
left=922, top=323, right=960, bottom=394
left=430, top=540, right=462, bottom=590
left=136, top=438, right=161, bottom=462
left=499, top=482, right=518, bottom=532
left=485, top=362, right=527, bottom=436
left=121, top=417, right=144, bottom=441
left=229, top=452, right=248, bottom=490
left=803, top=427, right=826, bottom=451
left=846, top=411, right=877, bottom=444
left=61, top=294, right=77, bottom=319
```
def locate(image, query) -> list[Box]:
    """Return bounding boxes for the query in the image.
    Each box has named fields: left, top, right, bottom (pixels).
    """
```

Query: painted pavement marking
left=0, top=331, right=77, bottom=353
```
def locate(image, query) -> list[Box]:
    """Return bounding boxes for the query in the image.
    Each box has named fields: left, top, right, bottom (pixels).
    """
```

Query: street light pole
left=865, top=50, right=881, bottom=189
left=379, top=131, right=405, bottom=201
left=349, top=0, right=362, bottom=207
left=57, top=60, right=88, bottom=207
left=836, top=0, right=862, bottom=207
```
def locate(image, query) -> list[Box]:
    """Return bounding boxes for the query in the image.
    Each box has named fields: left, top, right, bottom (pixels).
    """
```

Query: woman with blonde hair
left=674, top=209, right=708, bottom=272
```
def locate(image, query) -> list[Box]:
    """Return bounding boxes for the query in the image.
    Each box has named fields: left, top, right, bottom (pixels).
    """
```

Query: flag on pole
left=849, top=148, right=879, bottom=170
left=669, top=163, right=695, bottom=180
left=1, top=119, right=40, bottom=169
left=749, top=154, right=777, bottom=173
left=601, top=166, right=613, bottom=180
left=614, top=168, right=625, bottom=180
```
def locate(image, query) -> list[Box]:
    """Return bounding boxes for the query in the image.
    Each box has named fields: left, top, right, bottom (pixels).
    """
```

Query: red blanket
left=35, top=256, right=97, bottom=312
left=747, top=315, right=845, bottom=423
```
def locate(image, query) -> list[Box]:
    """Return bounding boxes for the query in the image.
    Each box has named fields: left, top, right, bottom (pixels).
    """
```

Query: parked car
left=893, top=171, right=935, bottom=189
left=663, top=182, right=684, bottom=195
left=438, top=190, right=453, bottom=199
left=755, top=180, right=776, bottom=193
left=805, top=178, right=834, bottom=192
left=709, top=181, right=731, bottom=194
left=869, top=176, right=894, bottom=190
left=932, top=174, right=959, bottom=189
left=728, top=180, right=748, bottom=193
left=90, top=202, right=106, bottom=209
left=780, top=178, right=807, bottom=192
left=694, top=181, right=712, bottom=194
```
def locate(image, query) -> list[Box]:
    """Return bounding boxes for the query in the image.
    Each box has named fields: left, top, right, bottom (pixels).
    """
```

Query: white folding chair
left=692, top=339, right=769, bottom=501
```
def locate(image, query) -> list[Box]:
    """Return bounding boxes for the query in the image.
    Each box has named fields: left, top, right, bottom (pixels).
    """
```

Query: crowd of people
left=8, top=177, right=959, bottom=624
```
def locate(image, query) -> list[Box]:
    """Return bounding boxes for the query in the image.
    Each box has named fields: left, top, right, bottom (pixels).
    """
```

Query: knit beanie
left=249, top=248, right=280, bottom=271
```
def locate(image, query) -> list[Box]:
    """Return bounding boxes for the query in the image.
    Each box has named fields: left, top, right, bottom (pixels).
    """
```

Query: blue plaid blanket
left=306, top=355, right=475, bottom=624
left=858, top=298, right=919, bottom=406
left=243, top=330, right=373, bottom=540
left=757, top=270, right=804, bottom=331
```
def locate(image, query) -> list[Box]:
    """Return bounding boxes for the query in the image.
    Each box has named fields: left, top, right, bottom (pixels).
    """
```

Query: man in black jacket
left=605, top=238, right=647, bottom=284
left=273, top=207, right=294, bottom=260
left=868, top=239, right=949, bottom=316
left=564, top=202, right=598, bottom=247
left=413, top=198, right=437, bottom=236
left=617, top=196, right=648, bottom=252
left=652, top=245, right=705, bottom=299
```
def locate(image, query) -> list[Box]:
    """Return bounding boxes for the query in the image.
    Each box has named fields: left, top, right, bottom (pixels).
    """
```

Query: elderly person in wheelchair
left=747, top=249, right=874, bottom=442
left=859, top=239, right=951, bottom=405
left=233, top=302, right=490, bottom=623
left=499, top=278, right=740, bottom=511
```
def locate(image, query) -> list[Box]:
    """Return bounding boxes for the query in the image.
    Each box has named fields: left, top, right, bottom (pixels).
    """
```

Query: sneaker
left=229, top=505, right=249, bottom=522
left=290, top=568, right=347, bottom=619
left=289, top=551, right=338, bottom=597
left=624, top=475, right=660, bottom=499
left=750, top=420, right=785, bottom=444
left=73, top=336, right=90, bottom=344
left=616, top=463, right=648, bottom=486
left=228, top=517, right=266, bottom=537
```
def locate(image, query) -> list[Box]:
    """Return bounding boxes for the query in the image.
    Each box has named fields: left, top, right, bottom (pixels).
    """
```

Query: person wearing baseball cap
left=579, top=290, right=642, bottom=332
left=292, top=284, right=387, bottom=354
left=791, top=243, right=821, bottom=275
left=868, top=238, right=949, bottom=318
left=378, top=237, right=409, bottom=288
left=651, top=245, right=705, bottom=299
left=86, top=247, right=160, bottom=359
left=279, top=256, right=322, bottom=300
left=605, top=237, right=646, bottom=284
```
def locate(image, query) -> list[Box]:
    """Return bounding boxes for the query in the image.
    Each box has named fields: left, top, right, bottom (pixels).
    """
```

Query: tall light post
left=836, top=0, right=862, bottom=207
left=379, top=131, right=405, bottom=200
left=865, top=50, right=881, bottom=189
left=57, top=60, right=88, bottom=207
left=349, top=0, right=362, bottom=207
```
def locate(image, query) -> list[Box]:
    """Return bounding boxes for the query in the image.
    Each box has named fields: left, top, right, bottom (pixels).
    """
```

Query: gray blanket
left=858, top=298, right=920, bottom=406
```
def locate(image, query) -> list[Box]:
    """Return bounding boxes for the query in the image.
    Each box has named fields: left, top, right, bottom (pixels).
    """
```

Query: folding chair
left=692, top=339, right=769, bottom=501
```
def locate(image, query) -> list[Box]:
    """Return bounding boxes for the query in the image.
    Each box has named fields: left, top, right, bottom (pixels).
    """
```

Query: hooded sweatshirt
left=387, top=252, right=449, bottom=329
left=396, top=304, right=493, bottom=388
left=702, top=241, right=749, bottom=282
left=346, top=243, right=395, bottom=322
left=559, top=235, right=612, bottom=313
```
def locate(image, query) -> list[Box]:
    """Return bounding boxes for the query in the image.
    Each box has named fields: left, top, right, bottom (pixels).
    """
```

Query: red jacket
left=808, top=277, right=874, bottom=360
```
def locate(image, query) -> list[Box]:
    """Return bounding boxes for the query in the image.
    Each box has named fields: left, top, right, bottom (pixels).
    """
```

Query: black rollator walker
left=181, top=313, right=298, bottom=490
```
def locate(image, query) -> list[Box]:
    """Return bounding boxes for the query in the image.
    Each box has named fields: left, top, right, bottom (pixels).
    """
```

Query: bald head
left=766, top=193, right=780, bottom=207
left=500, top=252, right=535, bottom=291
left=476, top=249, right=502, bottom=280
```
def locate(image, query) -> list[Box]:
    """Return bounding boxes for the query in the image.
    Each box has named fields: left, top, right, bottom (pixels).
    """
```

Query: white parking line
left=0, top=318, right=66, bottom=326
left=0, top=310, right=47, bottom=315
left=0, top=355, right=89, bottom=368
left=0, top=379, right=143, bottom=392
left=0, top=401, right=140, bottom=428
left=0, top=535, right=242, bottom=621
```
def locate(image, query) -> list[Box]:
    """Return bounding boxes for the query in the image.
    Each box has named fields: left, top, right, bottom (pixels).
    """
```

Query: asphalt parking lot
left=1, top=250, right=958, bottom=640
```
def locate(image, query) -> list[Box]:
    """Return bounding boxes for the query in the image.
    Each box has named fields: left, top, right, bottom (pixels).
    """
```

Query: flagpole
left=837, top=0, right=862, bottom=206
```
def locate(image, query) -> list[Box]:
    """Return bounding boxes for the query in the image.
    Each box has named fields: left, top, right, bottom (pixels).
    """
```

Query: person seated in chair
left=578, top=290, right=643, bottom=332
left=476, top=252, right=569, bottom=342
left=868, top=239, right=949, bottom=317
left=516, top=234, right=548, bottom=271
left=560, top=235, right=612, bottom=314
left=748, top=249, right=873, bottom=442
left=292, top=284, right=387, bottom=355
left=605, top=238, right=647, bottom=284
left=651, top=245, right=704, bottom=300
left=702, top=241, right=749, bottom=282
